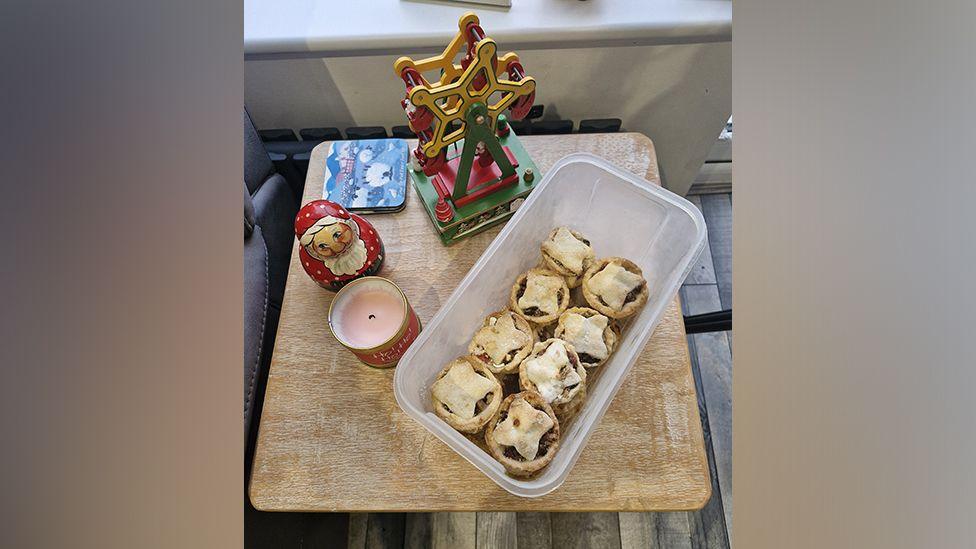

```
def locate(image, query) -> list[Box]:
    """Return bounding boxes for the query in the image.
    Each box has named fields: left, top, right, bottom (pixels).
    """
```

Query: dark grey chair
left=244, top=109, right=347, bottom=548
left=244, top=107, right=297, bottom=468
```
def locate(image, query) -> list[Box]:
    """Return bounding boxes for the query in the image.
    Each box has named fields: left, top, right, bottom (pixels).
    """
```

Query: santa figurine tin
left=294, top=200, right=384, bottom=291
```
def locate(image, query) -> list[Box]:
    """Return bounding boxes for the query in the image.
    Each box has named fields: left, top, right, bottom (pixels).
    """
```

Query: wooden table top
left=249, top=133, right=711, bottom=512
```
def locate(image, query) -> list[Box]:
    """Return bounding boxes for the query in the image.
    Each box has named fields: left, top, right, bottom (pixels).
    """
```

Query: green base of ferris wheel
left=410, top=111, right=539, bottom=246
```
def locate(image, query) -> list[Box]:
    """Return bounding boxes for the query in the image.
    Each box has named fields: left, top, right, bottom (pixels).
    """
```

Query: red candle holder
left=328, top=277, right=421, bottom=368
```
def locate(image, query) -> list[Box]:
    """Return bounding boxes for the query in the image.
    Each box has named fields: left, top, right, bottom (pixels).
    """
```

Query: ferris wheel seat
left=509, top=91, right=535, bottom=121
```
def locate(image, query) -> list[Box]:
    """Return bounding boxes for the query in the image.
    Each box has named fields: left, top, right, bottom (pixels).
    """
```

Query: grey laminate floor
left=348, top=193, right=733, bottom=549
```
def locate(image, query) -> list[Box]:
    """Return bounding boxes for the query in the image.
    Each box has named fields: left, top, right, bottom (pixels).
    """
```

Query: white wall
left=245, top=42, right=731, bottom=195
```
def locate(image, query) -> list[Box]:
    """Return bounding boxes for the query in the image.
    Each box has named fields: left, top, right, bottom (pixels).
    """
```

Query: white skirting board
left=689, top=161, right=732, bottom=195
left=689, top=128, right=731, bottom=195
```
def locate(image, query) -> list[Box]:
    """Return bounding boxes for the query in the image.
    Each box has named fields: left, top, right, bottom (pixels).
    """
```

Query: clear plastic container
left=393, top=153, right=708, bottom=497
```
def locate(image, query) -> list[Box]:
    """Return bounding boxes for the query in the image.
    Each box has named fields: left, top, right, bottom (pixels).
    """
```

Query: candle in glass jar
left=328, top=277, right=421, bottom=368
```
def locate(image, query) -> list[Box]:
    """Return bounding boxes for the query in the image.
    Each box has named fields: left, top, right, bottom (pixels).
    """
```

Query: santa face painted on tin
left=300, top=216, right=368, bottom=277
left=308, top=221, right=354, bottom=259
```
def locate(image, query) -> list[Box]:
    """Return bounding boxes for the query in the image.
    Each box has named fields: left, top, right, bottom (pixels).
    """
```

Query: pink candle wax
left=330, top=279, right=407, bottom=349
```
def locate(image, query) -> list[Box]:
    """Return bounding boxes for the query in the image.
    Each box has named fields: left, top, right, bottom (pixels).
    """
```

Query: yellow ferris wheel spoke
left=407, top=39, right=535, bottom=158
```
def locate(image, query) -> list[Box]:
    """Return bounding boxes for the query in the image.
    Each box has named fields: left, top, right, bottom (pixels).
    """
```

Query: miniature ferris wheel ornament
left=394, top=12, right=539, bottom=245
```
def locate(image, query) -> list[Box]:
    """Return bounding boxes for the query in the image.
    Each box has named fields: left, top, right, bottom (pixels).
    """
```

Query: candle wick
left=368, top=314, right=376, bottom=320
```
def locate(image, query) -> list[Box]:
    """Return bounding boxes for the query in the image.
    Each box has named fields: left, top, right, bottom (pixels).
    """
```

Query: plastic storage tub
left=394, top=153, right=707, bottom=497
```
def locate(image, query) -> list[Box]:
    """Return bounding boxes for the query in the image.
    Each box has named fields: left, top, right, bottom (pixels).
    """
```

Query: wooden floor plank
left=692, top=330, right=732, bottom=533
left=550, top=513, right=621, bottom=549
left=681, top=284, right=733, bottom=534
left=679, top=284, right=732, bottom=547
left=516, top=512, right=551, bottom=549
left=681, top=281, right=732, bottom=548
left=618, top=513, right=653, bottom=549
left=365, top=513, right=405, bottom=549
left=688, top=499, right=728, bottom=549
left=684, top=196, right=718, bottom=285
left=654, top=513, right=694, bottom=549
left=477, top=512, right=517, bottom=549
left=686, top=406, right=727, bottom=549
left=684, top=322, right=730, bottom=548
left=348, top=513, right=368, bottom=549
left=699, top=193, right=732, bottom=310
left=404, top=513, right=432, bottom=549
left=690, top=443, right=729, bottom=547
left=682, top=401, right=729, bottom=549
left=432, top=513, right=476, bottom=549
left=681, top=284, right=721, bottom=317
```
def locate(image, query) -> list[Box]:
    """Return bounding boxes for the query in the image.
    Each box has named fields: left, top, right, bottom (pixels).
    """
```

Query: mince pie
left=554, top=307, right=619, bottom=369
left=509, top=268, right=570, bottom=325
left=431, top=356, right=503, bottom=434
left=468, top=310, right=536, bottom=375
left=540, top=227, right=595, bottom=288
left=581, top=257, right=648, bottom=319
left=518, top=339, right=587, bottom=419
left=485, top=391, right=560, bottom=477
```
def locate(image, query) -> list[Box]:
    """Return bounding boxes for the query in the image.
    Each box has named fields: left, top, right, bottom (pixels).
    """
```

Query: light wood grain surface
left=249, top=133, right=710, bottom=512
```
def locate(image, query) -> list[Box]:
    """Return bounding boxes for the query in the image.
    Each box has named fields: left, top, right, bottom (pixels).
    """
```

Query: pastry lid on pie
left=510, top=268, right=570, bottom=325
left=541, top=227, right=594, bottom=276
left=430, top=357, right=503, bottom=435
left=522, top=339, right=584, bottom=404
left=582, top=257, right=648, bottom=318
left=469, top=311, right=534, bottom=367
left=518, top=271, right=564, bottom=314
left=487, top=391, right=560, bottom=469
left=589, top=263, right=643, bottom=309
left=557, top=309, right=610, bottom=360
left=492, top=396, right=556, bottom=460
left=431, top=359, right=497, bottom=419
